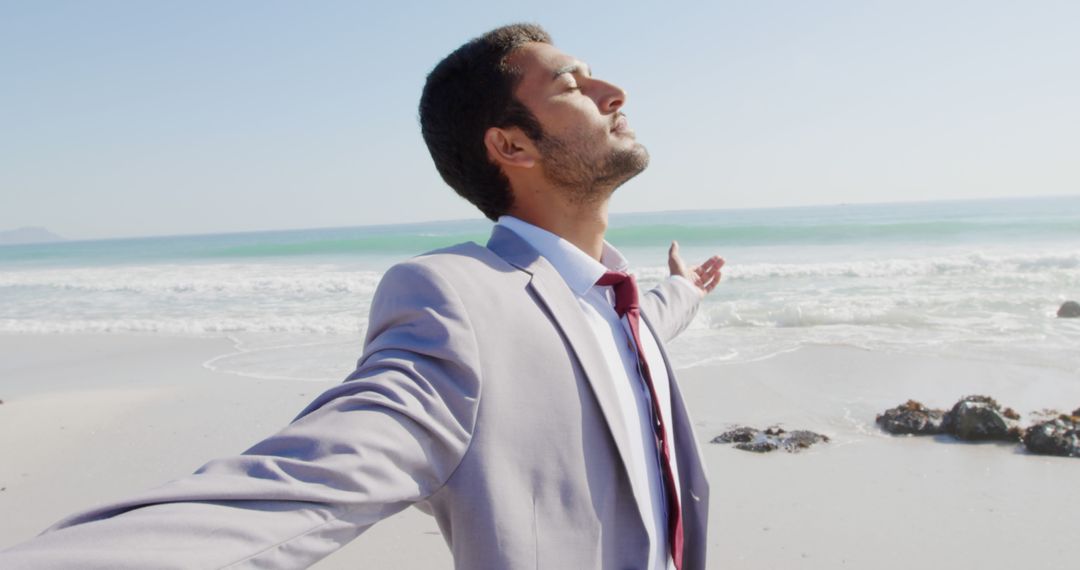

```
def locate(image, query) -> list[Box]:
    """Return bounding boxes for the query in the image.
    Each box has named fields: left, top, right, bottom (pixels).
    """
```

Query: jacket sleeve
left=0, top=261, right=481, bottom=570
left=639, top=276, right=702, bottom=344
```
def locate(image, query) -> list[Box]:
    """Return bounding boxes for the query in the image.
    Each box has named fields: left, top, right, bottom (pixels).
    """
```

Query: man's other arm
left=0, top=261, right=480, bottom=569
left=640, top=241, right=724, bottom=343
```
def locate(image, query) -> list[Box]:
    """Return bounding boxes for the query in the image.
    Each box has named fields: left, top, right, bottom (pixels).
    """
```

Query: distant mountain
left=0, top=226, right=65, bottom=245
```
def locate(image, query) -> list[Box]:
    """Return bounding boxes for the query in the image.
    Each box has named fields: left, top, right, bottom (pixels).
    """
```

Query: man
left=1, top=23, right=723, bottom=569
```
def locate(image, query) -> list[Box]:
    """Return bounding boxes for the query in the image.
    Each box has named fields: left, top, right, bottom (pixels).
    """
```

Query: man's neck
left=508, top=201, right=609, bottom=261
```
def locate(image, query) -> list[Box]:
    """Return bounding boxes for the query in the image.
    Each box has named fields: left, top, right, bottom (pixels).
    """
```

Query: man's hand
left=668, top=241, right=724, bottom=296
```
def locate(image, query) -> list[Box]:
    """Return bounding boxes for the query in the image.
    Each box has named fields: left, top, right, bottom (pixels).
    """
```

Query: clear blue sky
left=2, top=0, right=1078, bottom=239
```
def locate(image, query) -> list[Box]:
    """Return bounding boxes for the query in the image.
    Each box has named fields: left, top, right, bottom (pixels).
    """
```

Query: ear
left=484, top=126, right=537, bottom=170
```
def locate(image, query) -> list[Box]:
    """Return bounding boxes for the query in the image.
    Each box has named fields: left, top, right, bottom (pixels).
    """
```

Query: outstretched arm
left=0, top=261, right=480, bottom=570
left=640, top=241, right=725, bottom=343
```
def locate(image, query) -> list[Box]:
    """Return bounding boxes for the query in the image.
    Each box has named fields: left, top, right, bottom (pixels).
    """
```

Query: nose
left=591, top=78, right=626, bottom=114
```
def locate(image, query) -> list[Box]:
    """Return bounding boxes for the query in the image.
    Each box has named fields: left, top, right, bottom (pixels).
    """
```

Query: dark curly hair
left=419, top=23, right=550, bottom=221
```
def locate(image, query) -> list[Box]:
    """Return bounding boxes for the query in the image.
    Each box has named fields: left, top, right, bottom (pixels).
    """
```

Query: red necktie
left=595, top=271, right=684, bottom=570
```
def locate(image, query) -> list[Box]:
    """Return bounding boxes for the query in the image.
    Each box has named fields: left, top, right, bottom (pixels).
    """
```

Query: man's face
left=509, top=42, right=649, bottom=202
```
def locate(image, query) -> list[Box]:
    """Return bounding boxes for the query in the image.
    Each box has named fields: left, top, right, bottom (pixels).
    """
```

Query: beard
left=535, top=126, right=650, bottom=205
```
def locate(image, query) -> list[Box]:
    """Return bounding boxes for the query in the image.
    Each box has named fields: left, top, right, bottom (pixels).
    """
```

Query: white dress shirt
left=496, top=216, right=697, bottom=570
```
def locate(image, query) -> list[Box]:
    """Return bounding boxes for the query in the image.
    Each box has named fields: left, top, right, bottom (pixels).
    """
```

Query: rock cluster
left=877, top=397, right=1080, bottom=457
left=711, top=426, right=829, bottom=453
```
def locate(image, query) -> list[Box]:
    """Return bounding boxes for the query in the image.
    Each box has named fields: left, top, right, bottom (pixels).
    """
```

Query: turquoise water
left=2, top=195, right=1079, bottom=380
left=2, top=195, right=1077, bottom=267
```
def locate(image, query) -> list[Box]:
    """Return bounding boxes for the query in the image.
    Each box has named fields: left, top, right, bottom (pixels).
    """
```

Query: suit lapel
left=486, top=226, right=649, bottom=514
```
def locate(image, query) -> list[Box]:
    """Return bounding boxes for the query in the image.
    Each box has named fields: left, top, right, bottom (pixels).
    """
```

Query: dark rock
left=711, top=426, right=757, bottom=444
left=712, top=425, right=829, bottom=453
left=876, top=400, right=946, bottom=435
left=781, top=430, right=831, bottom=452
left=942, top=395, right=1022, bottom=441
left=736, top=439, right=779, bottom=453
left=1058, top=301, right=1080, bottom=318
left=1022, top=414, right=1080, bottom=458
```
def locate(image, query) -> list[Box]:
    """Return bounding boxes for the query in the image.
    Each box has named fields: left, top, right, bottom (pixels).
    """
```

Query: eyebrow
left=552, top=62, right=592, bottom=80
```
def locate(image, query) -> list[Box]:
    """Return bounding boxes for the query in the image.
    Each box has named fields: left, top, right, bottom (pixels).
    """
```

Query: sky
left=2, top=0, right=1078, bottom=240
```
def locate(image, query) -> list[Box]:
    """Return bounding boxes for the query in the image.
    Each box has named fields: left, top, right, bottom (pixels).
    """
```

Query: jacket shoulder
left=384, top=241, right=520, bottom=287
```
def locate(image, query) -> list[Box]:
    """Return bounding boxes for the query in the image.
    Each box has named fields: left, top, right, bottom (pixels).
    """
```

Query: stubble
left=536, top=126, right=650, bottom=205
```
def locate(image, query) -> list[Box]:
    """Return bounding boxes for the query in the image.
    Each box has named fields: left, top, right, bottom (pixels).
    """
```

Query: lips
left=611, top=114, right=630, bottom=133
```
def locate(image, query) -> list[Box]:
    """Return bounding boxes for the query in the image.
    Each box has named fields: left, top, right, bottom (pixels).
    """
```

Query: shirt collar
left=496, top=215, right=629, bottom=297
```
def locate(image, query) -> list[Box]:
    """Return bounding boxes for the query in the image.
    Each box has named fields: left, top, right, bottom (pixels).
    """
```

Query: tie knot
left=596, top=271, right=639, bottom=317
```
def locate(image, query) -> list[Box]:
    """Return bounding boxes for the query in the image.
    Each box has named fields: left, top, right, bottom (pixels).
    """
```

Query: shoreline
left=1, top=333, right=1078, bottom=568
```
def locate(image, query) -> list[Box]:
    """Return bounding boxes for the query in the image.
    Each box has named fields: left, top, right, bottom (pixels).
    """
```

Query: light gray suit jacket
left=0, top=226, right=710, bottom=569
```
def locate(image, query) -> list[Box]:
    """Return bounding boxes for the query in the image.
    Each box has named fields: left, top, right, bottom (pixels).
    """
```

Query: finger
left=704, top=260, right=723, bottom=280
left=699, top=258, right=722, bottom=276
left=704, top=271, right=722, bottom=292
left=713, top=258, right=726, bottom=274
left=668, top=241, right=684, bottom=275
left=705, top=256, right=724, bottom=270
left=701, top=258, right=725, bottom=282
left=701, top=270, right=720, bottom=288
left=696, top=257, right=720, bottom=274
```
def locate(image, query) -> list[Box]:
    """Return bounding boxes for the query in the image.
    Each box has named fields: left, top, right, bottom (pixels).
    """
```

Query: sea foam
left=3, top=196, right=1079, bottom=378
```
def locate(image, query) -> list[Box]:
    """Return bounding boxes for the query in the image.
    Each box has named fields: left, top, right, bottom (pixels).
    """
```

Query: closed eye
left=552, top=61, right=593, bottom=95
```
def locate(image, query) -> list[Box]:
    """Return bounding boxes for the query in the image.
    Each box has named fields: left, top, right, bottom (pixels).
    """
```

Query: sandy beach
left=1, top=333, right=1078, bottom=568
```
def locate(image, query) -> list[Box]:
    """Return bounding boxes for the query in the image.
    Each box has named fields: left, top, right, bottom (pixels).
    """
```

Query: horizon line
left=6, top=192, right=1079, bottom=246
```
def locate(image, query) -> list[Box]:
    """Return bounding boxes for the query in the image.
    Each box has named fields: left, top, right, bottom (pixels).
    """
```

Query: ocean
left=2, top=195, right=1079, bottom=382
